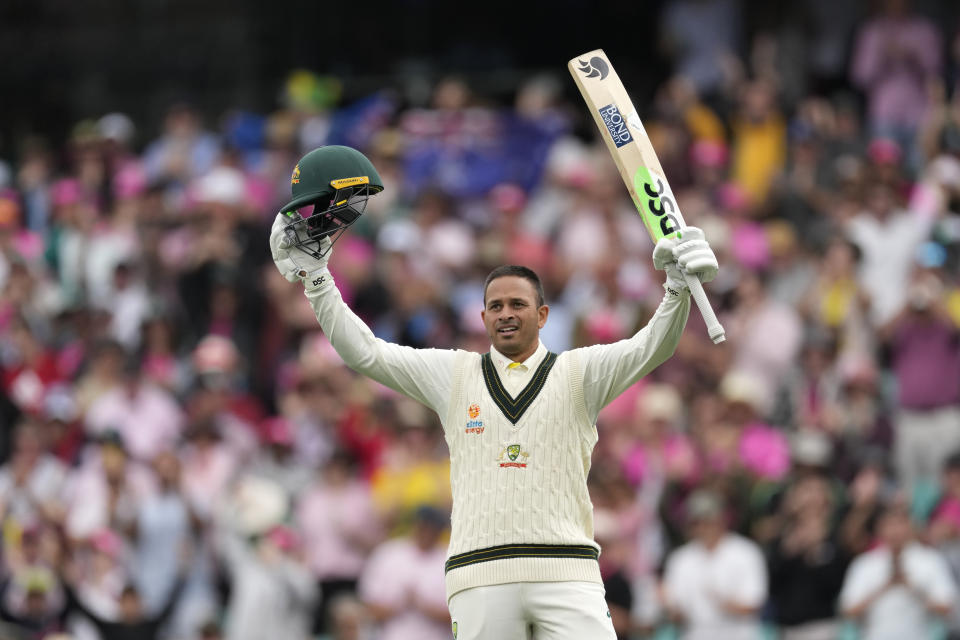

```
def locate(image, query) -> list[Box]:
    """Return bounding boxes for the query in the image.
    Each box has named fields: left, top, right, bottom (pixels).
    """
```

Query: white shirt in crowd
left=662, top=533, right=768, bottom=640
left=839, top=542, right=958, bottom=640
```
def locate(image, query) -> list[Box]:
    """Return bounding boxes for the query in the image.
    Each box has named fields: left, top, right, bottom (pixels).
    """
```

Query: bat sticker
left=633, top=167, right=680, bottom=239
left=577, top=57, right=609, bottom=80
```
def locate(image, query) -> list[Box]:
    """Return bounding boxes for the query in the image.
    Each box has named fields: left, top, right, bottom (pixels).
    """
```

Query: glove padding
left=653, top=236, right=687, bottom=292
left=270, top=213, right=331, bottom=288
left=672, top=226, right=718, bottom=284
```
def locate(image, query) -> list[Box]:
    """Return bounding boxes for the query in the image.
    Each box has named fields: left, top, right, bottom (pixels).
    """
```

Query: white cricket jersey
left=305, top=273, right=690, bottom=600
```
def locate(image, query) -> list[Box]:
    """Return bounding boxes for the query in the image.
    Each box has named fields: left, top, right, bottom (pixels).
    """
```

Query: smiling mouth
left=497, top=326, right=519, bottom=336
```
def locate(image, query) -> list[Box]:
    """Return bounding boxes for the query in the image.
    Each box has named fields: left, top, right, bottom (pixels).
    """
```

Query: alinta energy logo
left=465, top=403, right=484, bottom=434
left=577, top=56, right=609, bottom=80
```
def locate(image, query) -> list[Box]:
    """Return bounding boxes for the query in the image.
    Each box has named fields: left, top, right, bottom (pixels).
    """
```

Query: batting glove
left=269, top=213, right=331, bottom=291
left=672, top=227, right=718, bottom=283
left=653, top=236, right=687, bottom=293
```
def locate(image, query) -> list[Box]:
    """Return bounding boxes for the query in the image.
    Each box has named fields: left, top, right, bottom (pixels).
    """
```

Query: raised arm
left=578, top=287, right=690, bottom=421
left=577, top=228, right=716, bottom=421
left=270, top=214, right=457, bottom=415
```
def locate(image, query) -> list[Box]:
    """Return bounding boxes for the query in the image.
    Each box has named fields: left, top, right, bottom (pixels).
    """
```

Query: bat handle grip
left=682, top=272, right=726, bottom=344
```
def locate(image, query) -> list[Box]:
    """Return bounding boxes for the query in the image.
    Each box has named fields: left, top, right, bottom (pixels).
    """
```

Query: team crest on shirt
left=465, top=403, right=484, bottom=434
left=498, top=443, right=529, bottom=468
left=452, top=621, right=458, bottom=638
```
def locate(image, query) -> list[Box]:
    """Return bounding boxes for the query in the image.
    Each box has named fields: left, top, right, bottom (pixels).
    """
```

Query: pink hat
left=192, top=335, right=239, bottom=374
left=490, top=183, right=527, bottom=213
left=730, top=222, right=770, bottom=270
left=867, top=138, right=902, bottom=165
left=265, top=525, right=300, bottom=552
left=261, top=416, right=295, bottom=446
left=90, top=528, right=124, bottom=558
left=113, top=164, right=147, bottom=200
left=690, top=140, right=729, bottom=168
left=51, top=179, right=82, bottom=208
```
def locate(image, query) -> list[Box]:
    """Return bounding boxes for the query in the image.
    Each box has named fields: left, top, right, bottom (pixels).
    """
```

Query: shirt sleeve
left=660, top=551, right=686, bottom=611
left=920, top=550, right=958, bottom=606
left=731, top=541, right=768, bottom=607
left=575, top=288, right=691, bottom=422
left=304, top=278, right=457, bottom=416
left=838, top=556, right=875, bottom=612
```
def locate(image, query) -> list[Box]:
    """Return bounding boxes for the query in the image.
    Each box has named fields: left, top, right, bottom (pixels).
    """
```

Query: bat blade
left=568, top=49, right=726, bottom=344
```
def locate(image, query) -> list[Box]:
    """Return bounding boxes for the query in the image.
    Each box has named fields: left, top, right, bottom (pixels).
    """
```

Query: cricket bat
left=568, top=49, right=726, bottom=344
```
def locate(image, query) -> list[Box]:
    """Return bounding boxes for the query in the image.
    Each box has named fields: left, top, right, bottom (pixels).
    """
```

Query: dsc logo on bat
left=634, top=167, right=681, bottom=238
left=598, top=104, right=633, bottom=148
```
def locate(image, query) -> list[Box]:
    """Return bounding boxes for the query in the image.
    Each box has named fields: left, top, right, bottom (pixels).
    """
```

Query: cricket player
left=269, top=145, right=719, bottom=639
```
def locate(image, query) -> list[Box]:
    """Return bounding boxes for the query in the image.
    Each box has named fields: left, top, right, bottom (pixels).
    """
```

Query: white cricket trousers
left=448, top=581, right=617, bottom=640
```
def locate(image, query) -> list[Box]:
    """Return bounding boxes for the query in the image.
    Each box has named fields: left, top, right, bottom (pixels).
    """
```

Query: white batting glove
left=269, top=213, right=331, bottom=290
left=672, top=227, right=718, bottom=283
left=653, top=236, right=687, bottom=293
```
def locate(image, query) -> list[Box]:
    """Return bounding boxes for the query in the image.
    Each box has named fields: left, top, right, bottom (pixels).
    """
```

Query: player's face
left=482, top=276, right=548, bottom=361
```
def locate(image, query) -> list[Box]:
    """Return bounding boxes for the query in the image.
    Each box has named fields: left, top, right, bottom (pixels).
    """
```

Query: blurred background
left=2, top=0, right=960, bottom=639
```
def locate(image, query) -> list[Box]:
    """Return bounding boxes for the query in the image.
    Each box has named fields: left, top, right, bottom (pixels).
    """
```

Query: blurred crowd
left=2, top=0, right=960, bottom=638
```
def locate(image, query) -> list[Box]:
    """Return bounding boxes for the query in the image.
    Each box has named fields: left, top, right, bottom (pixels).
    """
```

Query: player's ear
left=537, top=304, right=549, bottom=328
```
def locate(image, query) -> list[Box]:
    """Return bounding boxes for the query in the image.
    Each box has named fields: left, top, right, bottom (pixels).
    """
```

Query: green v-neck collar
left=480, top=351, right=558, bottom=425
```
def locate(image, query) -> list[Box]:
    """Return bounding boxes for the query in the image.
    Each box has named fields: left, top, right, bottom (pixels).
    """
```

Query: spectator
left=661, top=489, right=768, bottom=640
left=358, top=505, right=449, bottom=640
left=0, top=420, right=67, bottom=530
left=179, top=420, right=239, bottom=520
left=130, top=451, right=201, bottom=634
left=0, top=525, right=66, bottom=639
left=766, top=467, right=850, bottom=639
left=369, top=400, right=451, bottom=532
left=847, top=180, right=937, bottom=325
left=851, top=0, right=942, bottom=166
left=142, top=104, right=221, bottom=189
left=839, top=500, right=957, bottom=640
left=63, top=431, right=155, bottom=541
left=216, top=517, right=317, bottom=640
left=326, top=593, right=374, bottom=640
left=250, top=416, right=313, bottom=497
left=730, top=80, right=787, bottom=205
left=62, top=576, right=185, bottom=640
left=725, top=271, right=803, bottom=401
left=659, top=0, right=741, bottom=98
left=296, top=449, right=381, bottom=635
left=880, top=267, right=960, bottom=494
left=927, top=452, right=960, bottom=637
left=84, top=356, right=185, bottom=463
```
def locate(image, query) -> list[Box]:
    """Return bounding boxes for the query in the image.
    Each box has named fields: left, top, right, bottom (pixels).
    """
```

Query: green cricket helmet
left=278, top=145, right=384, bottom=259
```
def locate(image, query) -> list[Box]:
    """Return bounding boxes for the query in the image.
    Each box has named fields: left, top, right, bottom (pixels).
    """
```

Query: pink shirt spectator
left=296, top=479, right=380, bottom=581
left=180, top=442, right=239, bottom=519
left=851, top=14, right=941, bottom=130
left=359, top=538, right=449, bottom=640
left=623, top=434, right=699, bottom=488
left=85, top=383, right=185, bottom=461
left=739, top=423, right=791, bottom=480
left=931, top=498, right=960, bottom=532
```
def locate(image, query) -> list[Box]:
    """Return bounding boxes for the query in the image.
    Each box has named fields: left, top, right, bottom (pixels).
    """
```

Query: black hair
left=483, top=265, right=545, bottom=307
left=945, top=450, right=960, bottom=472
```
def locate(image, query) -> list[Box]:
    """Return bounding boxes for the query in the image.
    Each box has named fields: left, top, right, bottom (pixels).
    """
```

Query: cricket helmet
left=278, top=145, right=383, bottom=259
